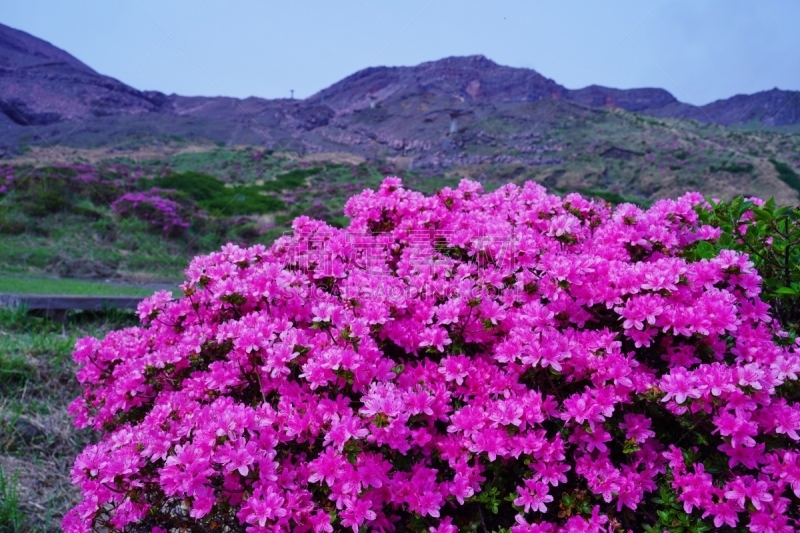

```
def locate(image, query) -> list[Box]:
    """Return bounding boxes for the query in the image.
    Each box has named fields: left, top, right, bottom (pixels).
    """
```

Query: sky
left=1, top=1, right=798, bottom=106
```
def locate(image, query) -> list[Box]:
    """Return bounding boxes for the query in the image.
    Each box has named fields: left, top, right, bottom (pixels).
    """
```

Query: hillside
left=0, top=22, right=799, bottom=224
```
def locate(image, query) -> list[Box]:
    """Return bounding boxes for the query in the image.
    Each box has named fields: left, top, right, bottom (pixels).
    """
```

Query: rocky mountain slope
left=0, top=23, right=171, bottom=125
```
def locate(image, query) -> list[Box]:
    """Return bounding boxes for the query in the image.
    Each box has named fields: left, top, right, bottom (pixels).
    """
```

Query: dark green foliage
left=39, top=166, right=77, bottom=178
left=328, top=215, right=350, bottom=229
left=260, top=167, right=322, bottom=192
left=582, top=189, right=626, bottom=204
left=696, top=196, right=800, bottom=331
left=642, top=482, right=716, bottom=533
left=150, top=171, right=285, bottom=216
left=0, top=209, right=25, bottom=235
left=0, top=467, right=22, bottom=533
left=234, top=223, right=261, bottom=241
left=70, top=201, right=105, bottom=221
left=86, top=182, right=123, bottom=206
left=18, top=178, right=71, bottom=217
left=201, top=186, right=285, bottom=216
left=151, top=171, right=226, bottom=203
left=770, top=159, right=800, bottom=192
left=22, top=190, right=68, bottom=216
left=708, top=161, right=753, bottom=173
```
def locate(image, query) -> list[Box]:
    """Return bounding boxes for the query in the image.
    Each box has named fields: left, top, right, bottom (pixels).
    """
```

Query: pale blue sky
left=1, top=1, right=798, bottom=105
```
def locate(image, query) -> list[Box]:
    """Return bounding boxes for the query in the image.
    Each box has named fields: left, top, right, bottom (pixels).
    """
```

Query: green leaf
left=774, top=287, right=797, bottom=296
left=695, top=241, right=715, bottom=260
left=751, top=207, right=772, bottom=222
left=717, top=233, right=734, bottom=247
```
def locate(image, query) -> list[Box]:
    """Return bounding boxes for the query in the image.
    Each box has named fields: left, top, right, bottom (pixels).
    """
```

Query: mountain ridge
left=1, top=23, right=799, bottom=137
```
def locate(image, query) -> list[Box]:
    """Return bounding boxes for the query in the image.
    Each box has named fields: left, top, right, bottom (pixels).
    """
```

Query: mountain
left=306, top=55, right=567, bottom=112
left=0, top=23, right=172, bottom=126
left=693, top=88, right=800, bottom=127
left=1, top=22, right=800, bottom=205
left=1, top=22, right=799, bottom=144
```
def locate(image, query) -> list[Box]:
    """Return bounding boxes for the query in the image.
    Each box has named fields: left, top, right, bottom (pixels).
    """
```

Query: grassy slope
left=0, top=150, right=469, bottom=281
left=0, top=309, right=139, bottom=532
left=1, top=111, right=799, bottom=282
left=448, top=103, right=800, bottom=203
left=0, top=213, right=191, bottom=280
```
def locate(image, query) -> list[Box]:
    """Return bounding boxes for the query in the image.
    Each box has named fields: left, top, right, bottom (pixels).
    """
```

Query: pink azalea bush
left=111, top=188, right=190, bottom=235
left=65, top=178, right=800, bottom=532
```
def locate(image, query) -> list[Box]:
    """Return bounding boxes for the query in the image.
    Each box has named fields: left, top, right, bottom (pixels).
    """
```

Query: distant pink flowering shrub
left=111, top=188, right=190, bottom=235
left=0, top=165, right=14, bottom=194
left=65, top=178, right=800, bottom=533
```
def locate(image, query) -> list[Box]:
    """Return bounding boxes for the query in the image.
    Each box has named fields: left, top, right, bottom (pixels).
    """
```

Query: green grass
left=0, top=467, right=23, bottom=533
left=134, top=147, right=291, bottom=185
left=148, top=171, right=286, bottom=216
left=151, top=171, right=226, bottom=202
left=0, top=276, right=161, bottom=297
left=201, top=186, right=285, bottom=216
left=0, top=345, right=34, bottom=394
left=0, top=212, right=190, bottom=279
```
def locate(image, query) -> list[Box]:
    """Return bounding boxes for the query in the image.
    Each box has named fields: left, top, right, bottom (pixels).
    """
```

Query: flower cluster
left=0, top=165, right=14, bottom=194
left=0, top=162, right=119, bottom=200
left=52, top=162, right=102, bottom=183
left=111, top=189, right=190, bottom=235
left=65, top=178, right=800, bottom=532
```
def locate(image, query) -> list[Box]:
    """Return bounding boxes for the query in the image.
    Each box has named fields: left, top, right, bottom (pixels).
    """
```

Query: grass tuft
left=0, top=467, right=22, bottom=533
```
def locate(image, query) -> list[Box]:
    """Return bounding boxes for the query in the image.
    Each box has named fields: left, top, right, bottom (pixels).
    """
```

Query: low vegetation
left=770, top=158, right=800, bottom=193
left=0, top=308, right=139, bottom=532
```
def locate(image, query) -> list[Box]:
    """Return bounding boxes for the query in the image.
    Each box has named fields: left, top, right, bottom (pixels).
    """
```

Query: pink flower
left=241, top=486, right=288, bottom=527
left=660, top=368, right=701, bottom=404
left=619, top=414, right=655, bottom=443
left=724, top=476, right=773, bottom=511
left=430, top=516, right=457, bottom=533
left=438, top=355, right=471, bottom=385
left=514, top=479, right=553, bottom=513
left=704, top=500, right=738, bottom=528
left=339, top=498, right=376, bottom=533
left=419, top=327, right=452, bottom=352
left=561, top=392, right=603, bottom=425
